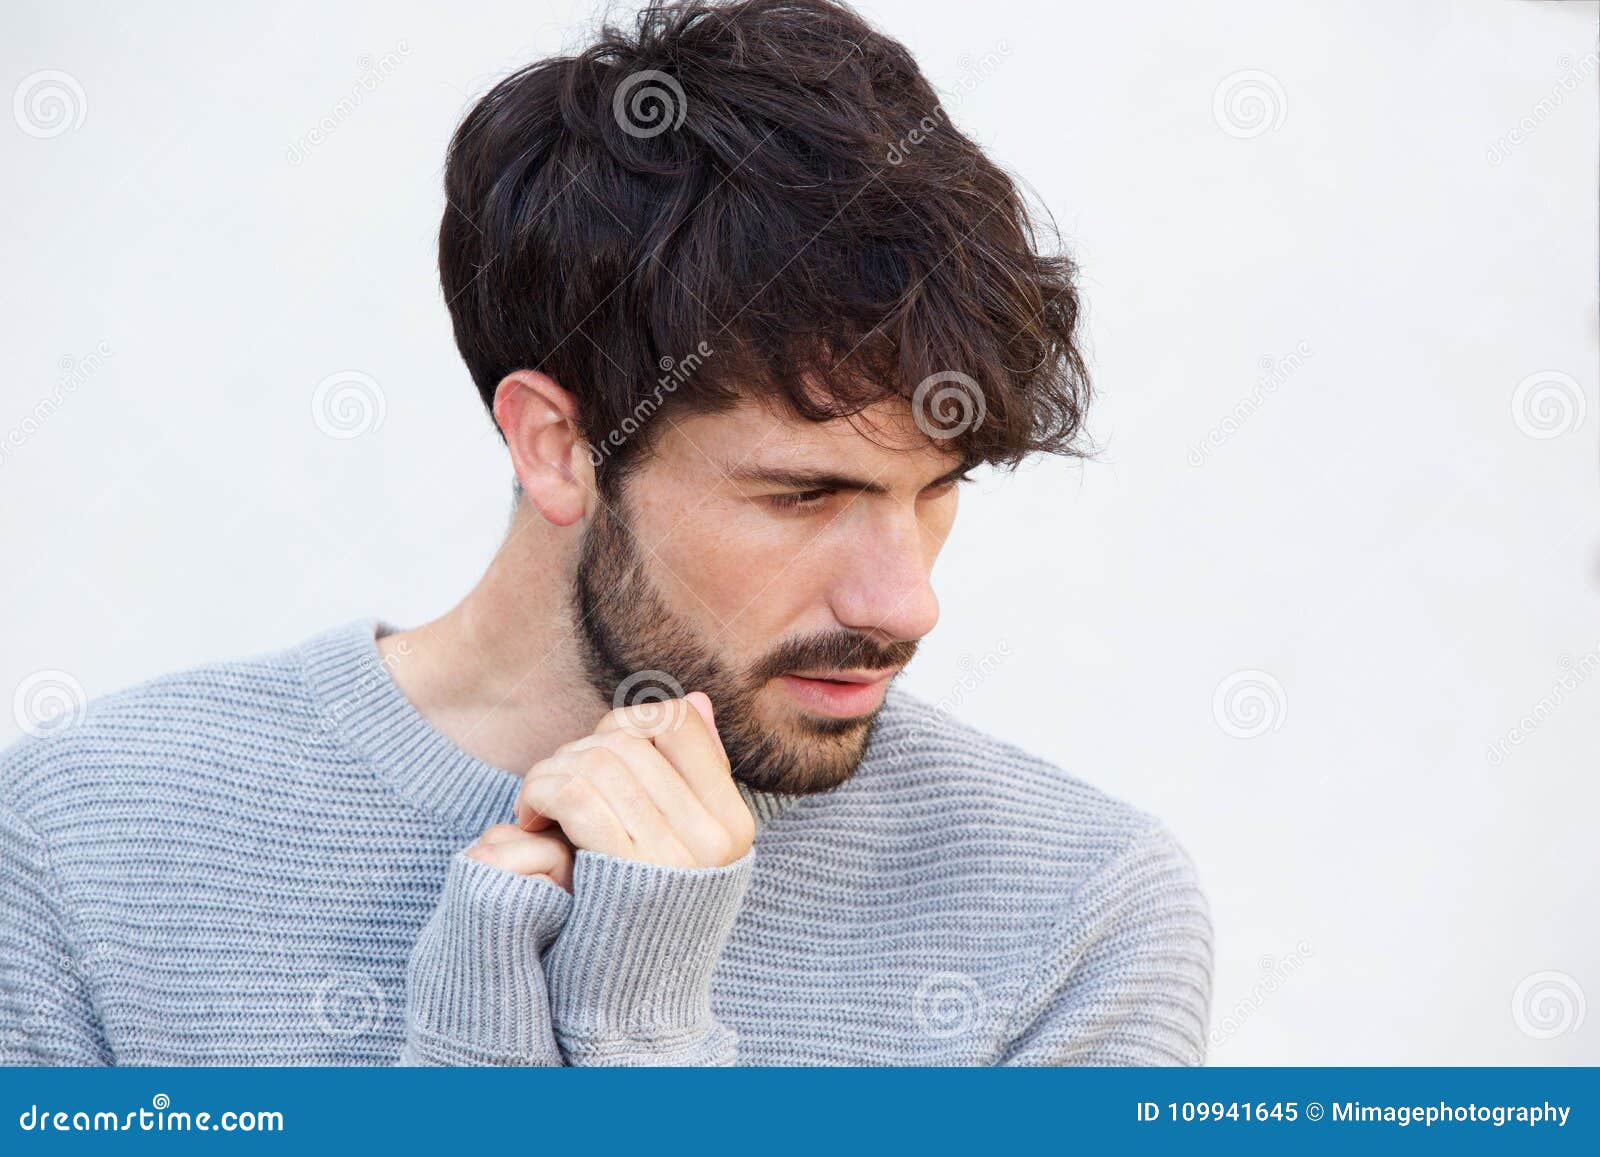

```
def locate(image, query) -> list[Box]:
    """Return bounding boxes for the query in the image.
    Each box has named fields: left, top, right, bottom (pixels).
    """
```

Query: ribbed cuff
left=544, top=848, right=753, bottom=1057
left=402, top=851, right=572, bottom=1066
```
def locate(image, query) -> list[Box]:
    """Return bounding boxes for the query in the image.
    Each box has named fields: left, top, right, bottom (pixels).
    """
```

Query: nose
left=826, top=508, right=941, bottom=645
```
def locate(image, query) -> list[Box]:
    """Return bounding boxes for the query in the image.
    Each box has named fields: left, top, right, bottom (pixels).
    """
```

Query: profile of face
left=572, top=397, right=963, bottom=796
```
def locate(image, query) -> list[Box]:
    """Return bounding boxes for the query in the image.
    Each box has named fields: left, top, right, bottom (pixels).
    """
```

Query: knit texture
left=0, top=619, right=1212, bottom=1066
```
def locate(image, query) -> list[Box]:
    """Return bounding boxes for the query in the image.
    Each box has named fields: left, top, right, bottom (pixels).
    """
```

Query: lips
left=786, top=668, right=895, bottom=684
left=777, top=668, right=899, bottom=717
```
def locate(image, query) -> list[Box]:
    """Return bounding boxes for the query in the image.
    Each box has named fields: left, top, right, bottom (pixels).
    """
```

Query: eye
left=767, top=488, right=835, bottom=511
left=921, top=471, right=973, bottom=498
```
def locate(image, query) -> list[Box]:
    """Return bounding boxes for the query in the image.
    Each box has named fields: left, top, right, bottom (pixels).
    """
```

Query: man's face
left=574, top=397, right=963, bottom=795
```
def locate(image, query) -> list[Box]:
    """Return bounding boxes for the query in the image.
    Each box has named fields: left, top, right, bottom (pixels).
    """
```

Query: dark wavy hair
left=440, top=0, right=1090, bottom=493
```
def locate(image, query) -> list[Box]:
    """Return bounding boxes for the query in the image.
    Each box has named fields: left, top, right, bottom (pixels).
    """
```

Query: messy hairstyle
left=440, top=0, right=1090, bottom=493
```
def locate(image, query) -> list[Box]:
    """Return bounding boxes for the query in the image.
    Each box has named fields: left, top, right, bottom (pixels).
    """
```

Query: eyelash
left=766, top=474, right=972, bottom=511
left=767, top=489, right=833, bottom=510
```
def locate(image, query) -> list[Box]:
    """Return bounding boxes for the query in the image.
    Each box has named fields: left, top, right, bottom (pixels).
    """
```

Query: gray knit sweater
left=0, top=619, right=1212, bottom=1066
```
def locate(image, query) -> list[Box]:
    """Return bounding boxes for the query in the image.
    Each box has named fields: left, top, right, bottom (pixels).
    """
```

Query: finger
left=512, top=798, right=557, bottom=832
left=685, top=691, right=727, bottom=760
left=597, top=696, right=730, bottom=787
left=567, top=746, right=696, bottom=866
left=517, top=761, right=634, bottom=858
left=464, top=829, right=574, bottom=891
left=646, top=697, right=749, bottom=834
left=594, top=696, right=749, bottom=843
left=563, top=731, right=731, bottom=865
left=595, top=696, right=697, bottom=740
left=478, top=823, right=531, bottom=846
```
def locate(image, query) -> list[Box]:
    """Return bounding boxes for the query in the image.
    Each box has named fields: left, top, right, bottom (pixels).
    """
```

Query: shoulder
left=862, top=688, right=1205, bottom=899
left=0, top=629, right=324, bottom=831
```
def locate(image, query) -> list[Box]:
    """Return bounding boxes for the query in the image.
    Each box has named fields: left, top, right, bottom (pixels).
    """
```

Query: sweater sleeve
left=401, top=846, right=754, bottom=1067
left=542, top=847, right=753, bottom=1066
left=399, top=850, right=573, bottom=1065
left=998, top=821, right=1213, bottom=1066
left=0, top=798, right=112, bottom=1066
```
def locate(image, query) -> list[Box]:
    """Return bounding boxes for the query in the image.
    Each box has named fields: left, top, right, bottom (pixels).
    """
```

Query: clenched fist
left=463, top=691, right=755, bottom=889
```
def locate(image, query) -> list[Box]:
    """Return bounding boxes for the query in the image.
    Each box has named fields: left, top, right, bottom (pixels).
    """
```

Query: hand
left=511, top=691, right=755, bottom=869
left=463, top=825, right=576, bottom=891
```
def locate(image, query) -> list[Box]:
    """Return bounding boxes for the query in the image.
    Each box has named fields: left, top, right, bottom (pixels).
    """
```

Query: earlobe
left=493, top=370, right=594, bottom=528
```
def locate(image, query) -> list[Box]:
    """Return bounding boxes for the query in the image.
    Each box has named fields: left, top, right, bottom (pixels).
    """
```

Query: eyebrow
left=726, top=462, right=971, bottom=494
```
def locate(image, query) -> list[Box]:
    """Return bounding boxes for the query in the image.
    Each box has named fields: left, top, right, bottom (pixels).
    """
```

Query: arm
left=406, top=843, right=753, bottom=1068
left=543, top=847, right=751, bottom=1065
left=0, top=797, right=112, bottom=1066
left=410, top=691, right=755, bottom=1066
left=399, top=848, right=572, bottom=1066
left=998, top=821, right=1213, bottom=1066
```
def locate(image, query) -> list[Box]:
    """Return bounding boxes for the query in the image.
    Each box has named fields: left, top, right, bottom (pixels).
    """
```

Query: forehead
left=655, top=396, right=964, bottom=483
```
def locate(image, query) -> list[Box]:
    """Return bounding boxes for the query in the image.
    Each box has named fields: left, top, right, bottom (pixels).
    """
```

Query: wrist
left=543, top=847, right=753, bottom=1052
left=404, top=851, right=572, bottom=1065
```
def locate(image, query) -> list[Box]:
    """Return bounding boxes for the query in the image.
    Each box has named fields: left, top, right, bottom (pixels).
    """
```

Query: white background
left=2, top=0, right=1595, bottom=1064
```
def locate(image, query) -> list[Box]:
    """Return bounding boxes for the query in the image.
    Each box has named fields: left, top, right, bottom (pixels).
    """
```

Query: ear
left=492, top=370, right=594, bottom=527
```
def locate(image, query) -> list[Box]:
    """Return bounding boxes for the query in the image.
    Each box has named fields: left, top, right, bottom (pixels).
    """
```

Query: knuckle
left=576, top=745, right=625, bottom=773
left=553, top=774, right=596, bottom=810
left=703, top=829, right=740, bottom=866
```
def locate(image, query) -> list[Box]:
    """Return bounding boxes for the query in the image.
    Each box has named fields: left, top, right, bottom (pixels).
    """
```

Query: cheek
left=652, top=510, right=831, bottom=629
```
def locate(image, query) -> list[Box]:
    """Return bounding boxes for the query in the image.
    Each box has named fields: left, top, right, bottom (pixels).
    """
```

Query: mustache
left=751, top=630, right=919, bottom=682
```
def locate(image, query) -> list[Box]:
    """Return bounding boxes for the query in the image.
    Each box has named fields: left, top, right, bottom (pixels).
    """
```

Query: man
left=0, top=0, right=1211, bottom=1066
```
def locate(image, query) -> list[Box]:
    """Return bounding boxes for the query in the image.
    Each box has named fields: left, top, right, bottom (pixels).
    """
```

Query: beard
left=571, top=489, right=918, bottom=795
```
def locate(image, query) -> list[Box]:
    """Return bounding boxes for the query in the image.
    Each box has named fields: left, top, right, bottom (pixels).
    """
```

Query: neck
left=377, top=510, right=602, bottom=777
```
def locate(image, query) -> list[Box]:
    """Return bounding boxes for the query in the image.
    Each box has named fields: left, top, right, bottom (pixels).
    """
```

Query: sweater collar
left=298, top=618, right=802, bottom=837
